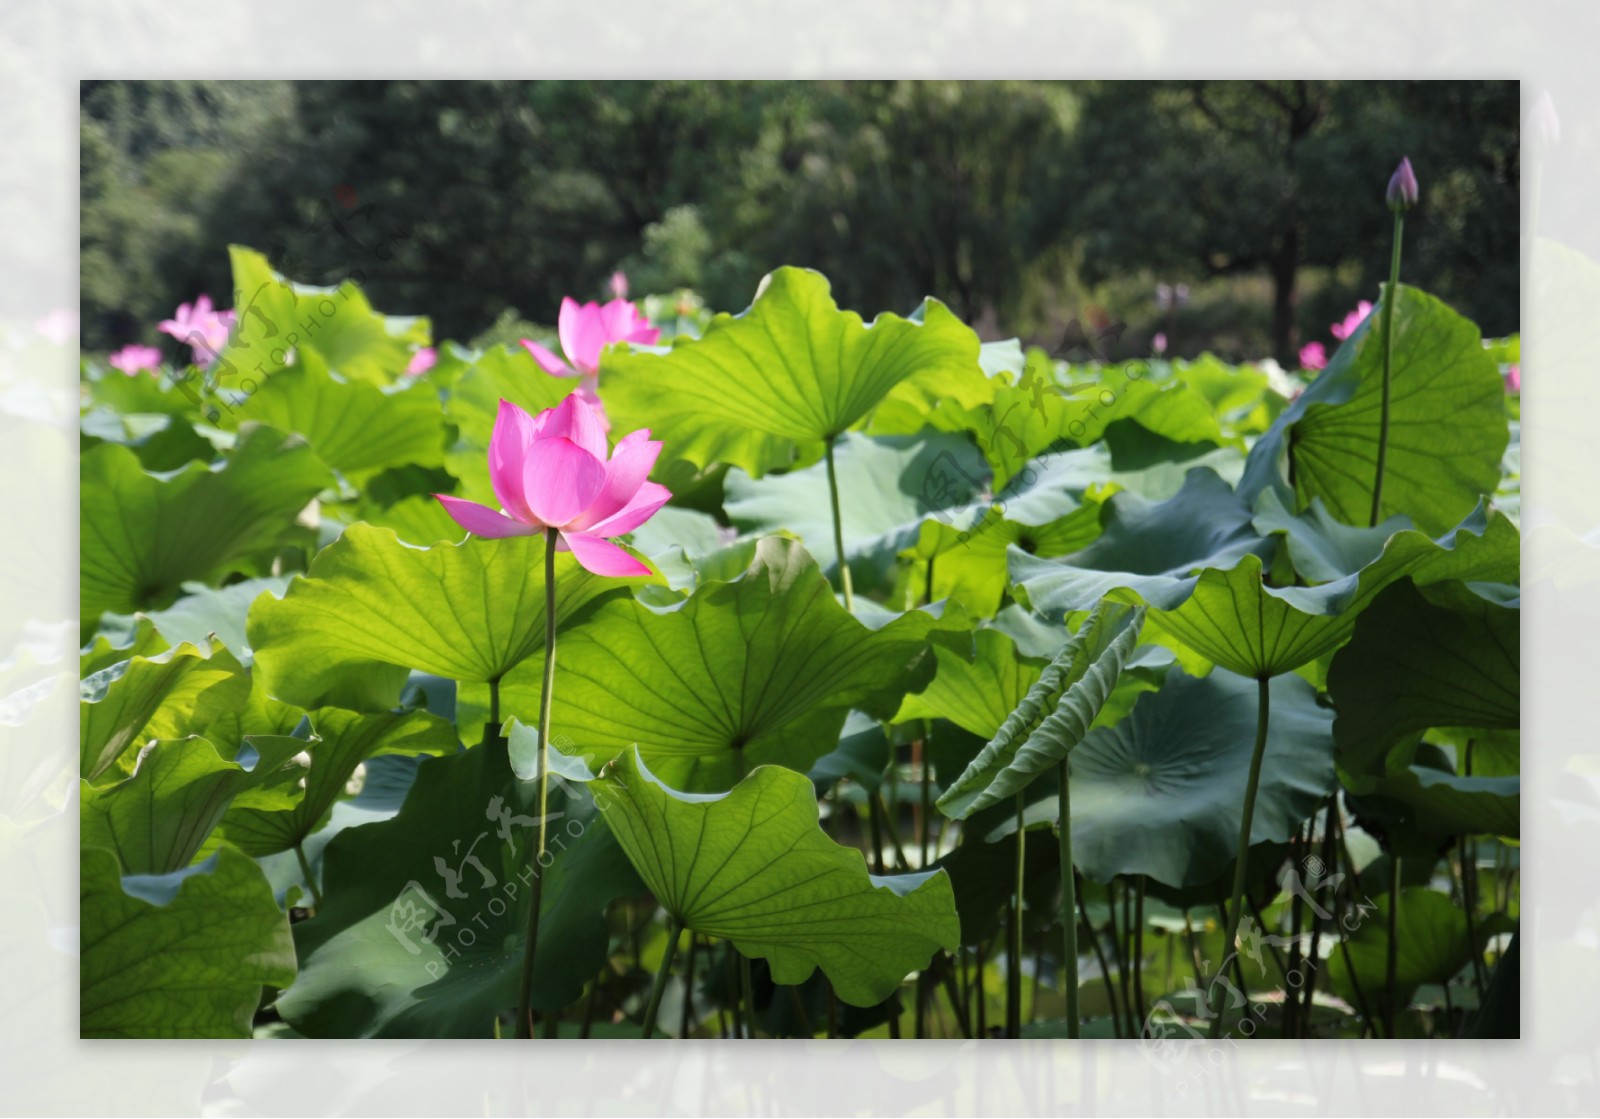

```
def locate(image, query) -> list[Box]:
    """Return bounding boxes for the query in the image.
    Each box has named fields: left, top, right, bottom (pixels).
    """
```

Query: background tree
left=1062, top=79, right=1519, bottom=362
left=79, top=80, right=1518, bottom=359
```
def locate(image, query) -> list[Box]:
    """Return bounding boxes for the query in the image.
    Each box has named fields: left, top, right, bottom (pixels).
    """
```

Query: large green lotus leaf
left=600, top=267, right=990, bottom=477
left=1343, top=755, right=1520, bottom=844
left=274, top=730, right=642, bottom=1037
left=903, top=504, right=1103, bottom=620
left=894, top=628, right=1043, bottom=739
left=1252, top=488, right=1412, bottom=584
left=1237, top=283, right=1509, bottom=535
left=217, top=245, right=427, bottom=386
left=81, top=409, right=218, bottom=473
left=938, top=603, right=1146, bottom=819
left=594, top=746, right=960, bottom=1006
left=79, top=617, right=170, bottom=682
left=80, top=639, right=248, bottom=783
left=229, top=365, right=448, bottom=478
left=1328, top=579, right=1519, bottom=777
left=1172, top=355, right=1283, bottom=436
left=80, top=426, right=330, bottom=628
left=724, top=432, right=989, bottom=594
left=485, top=537, right=964, bottom=791
left=80, top=735, right=307, bottom=875
left=873, top=348, right=1233, bottom=490
left=248, top=524, right=655, bottom=711
left=138, top=576, right=295, bottom=664
left=1015, top=501, right=1518, bottom=678
left=1326, top=886, right=1500, bottom=1014
left=1067, top=670, right=1335, bottom=887
left=350, top=492, right=471, bottom=548
left=219, top=708, right=459, bottom=857
left=80, top=845, right=296, bottom=1038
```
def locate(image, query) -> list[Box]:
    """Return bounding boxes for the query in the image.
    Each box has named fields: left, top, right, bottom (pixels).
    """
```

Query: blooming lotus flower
left=520, top=297, right=660, bottom=384
left=158, top=295, right=236, bottom=367
left=108, top=344, right=163, bottom=376
left=1298, top=341, right=1327, bottom=371
left=405, top=346, right=437, bottom=376
left=1329, top=300, right=1374, bottom=342
left=433, top=393, right=669, bottom=577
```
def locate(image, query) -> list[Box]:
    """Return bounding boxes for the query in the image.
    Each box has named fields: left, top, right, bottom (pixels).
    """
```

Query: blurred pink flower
left=520, top=297, right=660, bottom=382
left=108, top=344, right=163, bottom=376
left=432, top=394, right=669, bottom=577
left=405, top=347, right=437, bottom=376
left=158, top=295, right=236, bottom=367
left=1505, top=363, right=1521, bottom=393
left=35, top=308, right=79, bottom=345
left=1151, top=332, right=1168, bottom=356
left=1329, top=301, right=1374, bottom=342
left=1299, top=341, right=1327, bottom=371
left=610, top=271, right=629, bottom=300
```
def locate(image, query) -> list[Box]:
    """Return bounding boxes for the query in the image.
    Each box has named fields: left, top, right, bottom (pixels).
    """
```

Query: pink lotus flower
left=519, top=297, right=660, bottom=388
left=108, top=344, right=163, bottom=376
left=405, top=346, right=437, bottom=376
left=1151, top=332, right=1168, bottom=356
left=1329, top=300, right=1374, bottom=342
left=609, top=271, right=629, bottom=300
left=158, top=295, right=236, bottom=367
left=1298, top=341, right=1327, bottom=371
left=1505, top=363, right=1521, bottom=393
left=34, top=308, right=78, bottom=345
left=433, top=394, right=669, bottom=577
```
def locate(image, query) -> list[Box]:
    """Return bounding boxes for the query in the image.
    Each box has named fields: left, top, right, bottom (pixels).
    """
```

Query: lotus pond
left=79, top=228, right=1520, bottom=1040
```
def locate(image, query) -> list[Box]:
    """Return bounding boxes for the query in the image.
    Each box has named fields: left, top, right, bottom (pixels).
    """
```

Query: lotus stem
left=515, top=527, right=560, bottom=1039
left=1210, top=674, right=1272, bottom=1038
left=1008, top=793, right=1026, bottom=1038
left=293, top=841, right=322, bottom=909
left=1385, top=854, right=1402, bottom=1038
left=1057, top=758, right=1081, bottom=1038
left=1133, top=874, right=1146, bottom=1034
left=641, top=917, right=683, bottom=1038
left=1370, top=211, right=1405, bottom=527
left=824, top=435, right=854, bottom=612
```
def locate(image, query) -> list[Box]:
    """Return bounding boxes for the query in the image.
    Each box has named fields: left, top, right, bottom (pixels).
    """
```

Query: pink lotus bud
left=1386, top=157, right=1418, bottom=212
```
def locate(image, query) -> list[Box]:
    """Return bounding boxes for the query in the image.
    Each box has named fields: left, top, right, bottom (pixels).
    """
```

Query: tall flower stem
left=640, top=918, right=683, bottom=1038
left=1370, top=210, right=1406, bottom=527
left=1210, top=674, right=1272, bottom=1038
left=824, top=435, right=854, bottom=612
left=1057, top=759, right=1081, bottom=1038
left=1007, top=794, right=1026, bottom=1038
left=293, top=841, right=322, bottom=909
left=1385, top=855, right=1402, bottom=1038
left=515, top=527, right=560, bottom=1039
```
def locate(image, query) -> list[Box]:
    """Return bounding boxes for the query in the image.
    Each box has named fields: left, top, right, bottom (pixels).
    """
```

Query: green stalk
left=1008, top=793, right=1026, bottom=1038
left=1210, top=674, right=1272, bottom=1038
left=824, top=435, right=854, bottom=612
left=1370, top=210, right=1405, bottom=527
left=740, top=955, right=756, bottom=1038
left=515, top=527, right=560, bottom=1039
left=679, top=933, right=701, bottom=1039
left=640, top=918, right=683, bottom=1038
left=1058, top=759, right=1081, bottom=1039
left=1385, top=855, right=1402, bottom=1038
left=293, top=841, right=322, bottom=909
left=1132, top=874, right=1146, bottom=1035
